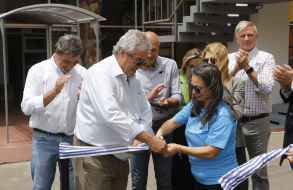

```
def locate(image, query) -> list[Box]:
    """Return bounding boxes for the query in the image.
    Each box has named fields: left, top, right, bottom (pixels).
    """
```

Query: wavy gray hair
left=235, top=21, right=258, bottom=35
left=55, top=34, right=83, bottom=55
left=113, top=29, right=151, bottom=55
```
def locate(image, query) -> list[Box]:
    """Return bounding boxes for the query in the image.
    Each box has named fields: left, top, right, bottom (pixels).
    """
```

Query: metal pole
left=148, top=0, right=151, bottom=21
left=134, top=0, right=137, bottom=28
left=0, top=19, right=9, bottom=144
left=142, top=0, right=145, bottom=31
left=196, top=0, right=201, bottom=12
left=173, top=0, right=177, bottom=42
left=95, top=22, right=100, bottom=61
left=46, top=26, right=52, bottom=58
left=155, top=0, right=157, bottom=21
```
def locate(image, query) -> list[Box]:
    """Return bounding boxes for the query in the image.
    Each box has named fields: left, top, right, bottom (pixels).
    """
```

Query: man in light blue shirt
left=131, top=31, right=182, bottom=190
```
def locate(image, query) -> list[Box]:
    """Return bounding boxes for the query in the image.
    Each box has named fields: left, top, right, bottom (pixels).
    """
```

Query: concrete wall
left=228, top=2, right=289, bottom=104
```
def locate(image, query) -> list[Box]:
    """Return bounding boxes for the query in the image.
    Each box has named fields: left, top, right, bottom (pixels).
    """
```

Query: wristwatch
left=245, top=67, right=254, bottom=74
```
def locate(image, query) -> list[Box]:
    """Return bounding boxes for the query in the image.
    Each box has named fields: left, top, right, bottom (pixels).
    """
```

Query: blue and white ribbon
left=59, top=143, right=149, bottom=159
left=219, top=144, right=293, bottom=190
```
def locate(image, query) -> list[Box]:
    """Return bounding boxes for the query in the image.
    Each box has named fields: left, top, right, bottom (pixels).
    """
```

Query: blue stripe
left=219, top=144, right=292, bottom=190
left=59, top=143, right=149, bottom=159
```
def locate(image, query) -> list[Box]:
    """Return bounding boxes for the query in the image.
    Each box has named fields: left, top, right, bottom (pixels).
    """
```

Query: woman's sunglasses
left=190, top=84, right=203, bottom=94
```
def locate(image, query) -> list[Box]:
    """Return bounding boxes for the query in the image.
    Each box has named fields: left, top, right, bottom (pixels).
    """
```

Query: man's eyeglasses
left=134, top=58, right=146, bottom=66
left=128, top=54, right=146, bottom=66
left=190, top=84, right=204, bottom=94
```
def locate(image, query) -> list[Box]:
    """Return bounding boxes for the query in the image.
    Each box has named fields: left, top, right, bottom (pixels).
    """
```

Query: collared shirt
left=228, top=48, right=275, bottom=116
left=174, top=101, right=238, bottom=185
left=21, top=57, right=86, bottom=135
left=136, top=56, right=182, bottom=121
left=74, top=55, right=153, bottom=146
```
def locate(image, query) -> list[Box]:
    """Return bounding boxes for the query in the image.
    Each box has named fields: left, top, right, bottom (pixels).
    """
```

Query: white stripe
left=219, top=144, right=292, bottom=190
left=59, top=143, right=149, bottom=159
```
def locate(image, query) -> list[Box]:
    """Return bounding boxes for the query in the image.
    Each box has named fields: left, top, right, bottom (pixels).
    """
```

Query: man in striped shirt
left=229, top=21, right=276, bottom=190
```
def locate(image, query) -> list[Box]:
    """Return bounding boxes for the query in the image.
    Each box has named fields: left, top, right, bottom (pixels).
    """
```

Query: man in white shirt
left=131, top=31, right=182, bottom=190
left=229, top=21, right=275, bottom=190
left=21, top=34, right=86, bottom=190
left=74, top=29, right=167, bottom=190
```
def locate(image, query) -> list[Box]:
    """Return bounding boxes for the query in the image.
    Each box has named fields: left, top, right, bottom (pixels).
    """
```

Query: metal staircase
left=139, top=0, right=281, bottom=43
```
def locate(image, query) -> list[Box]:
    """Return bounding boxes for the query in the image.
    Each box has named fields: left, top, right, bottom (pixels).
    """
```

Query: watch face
left=246, top=67, right=253, bottom=74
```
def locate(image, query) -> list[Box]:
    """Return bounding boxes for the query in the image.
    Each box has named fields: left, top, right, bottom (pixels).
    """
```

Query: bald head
left=144, top=31, right=160, bottom=67
left=145, top=31, right=160, bottom=47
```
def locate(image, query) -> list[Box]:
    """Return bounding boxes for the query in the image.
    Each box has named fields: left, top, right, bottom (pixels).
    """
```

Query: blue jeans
left=131, top=119, right=172, bottom=190
left=31, top=129, right=74, bottom=190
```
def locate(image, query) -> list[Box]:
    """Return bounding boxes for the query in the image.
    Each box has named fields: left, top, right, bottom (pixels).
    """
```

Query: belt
left=33, top=128, right=70, bottom=137
left=240, top=113, right=269, bottom=123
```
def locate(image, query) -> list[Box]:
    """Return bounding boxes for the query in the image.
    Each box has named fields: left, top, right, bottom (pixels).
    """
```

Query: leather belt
left=33, top=128, right=70, bottom=137
left=240, top=113, right=269, bottom=123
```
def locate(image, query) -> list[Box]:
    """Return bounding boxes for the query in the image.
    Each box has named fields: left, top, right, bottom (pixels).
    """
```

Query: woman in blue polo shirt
left=157, top=63, right=238, bottom=190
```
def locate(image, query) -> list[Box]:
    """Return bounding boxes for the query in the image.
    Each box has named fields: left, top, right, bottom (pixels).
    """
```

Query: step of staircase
left=156, top=1, right=262, bottom=43
left=183, top=13, right=248, bottom=26
left=178, top=32, right=233, bottom=43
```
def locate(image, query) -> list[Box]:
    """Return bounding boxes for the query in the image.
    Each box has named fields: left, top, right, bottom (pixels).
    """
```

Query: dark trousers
left=193, top=180, right=223, bottom=190
left=60, top=159, right=70, bottom=190
left=172, top=125, right=195, bottom=190
left=235, top=147, right=248, bottom=190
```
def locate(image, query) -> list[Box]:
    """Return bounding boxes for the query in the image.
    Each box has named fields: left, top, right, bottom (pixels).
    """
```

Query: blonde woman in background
left=202, top=42, right=247, bottom=190
left=172, top=48, right=202, bottom=190
left=180, top=48, right=202, bottom=104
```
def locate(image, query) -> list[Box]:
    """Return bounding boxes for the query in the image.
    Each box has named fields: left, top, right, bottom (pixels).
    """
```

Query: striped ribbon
left=219, top=144, right=293, bottom=190
left=59, top=143, right=149, bottom=159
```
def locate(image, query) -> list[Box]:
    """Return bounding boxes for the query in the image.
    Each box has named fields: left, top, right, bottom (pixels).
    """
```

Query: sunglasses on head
left=203, top=57, right=216, bottom=65
left=190, top=84, right=203, bottom=94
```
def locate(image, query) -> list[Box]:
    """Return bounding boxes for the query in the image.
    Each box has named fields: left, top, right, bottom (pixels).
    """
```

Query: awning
left=0, top=4, right=106, bottom=144
left=0, top=3, right=106, bottom=25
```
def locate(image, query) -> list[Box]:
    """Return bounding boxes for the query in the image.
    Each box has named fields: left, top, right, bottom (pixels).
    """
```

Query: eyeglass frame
left=189, top=83, right=205, bottom=94
left=127, top=53, right=147, bottom=66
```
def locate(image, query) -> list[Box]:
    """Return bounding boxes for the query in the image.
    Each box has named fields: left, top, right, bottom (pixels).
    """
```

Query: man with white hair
left=73, top=29, right=167, bottom=190
left=229, top=21, right=275, bottom=190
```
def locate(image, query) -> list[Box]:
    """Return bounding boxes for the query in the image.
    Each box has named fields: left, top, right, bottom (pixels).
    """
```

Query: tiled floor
left=0, top=113, right=32, bottom=164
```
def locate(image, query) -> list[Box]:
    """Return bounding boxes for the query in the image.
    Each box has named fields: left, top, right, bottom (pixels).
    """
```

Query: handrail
left=141, top=0, right=185, bottom=25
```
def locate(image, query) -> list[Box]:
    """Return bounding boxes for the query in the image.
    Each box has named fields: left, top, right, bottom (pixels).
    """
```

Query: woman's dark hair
left=190, top=62, right=223, bottom=124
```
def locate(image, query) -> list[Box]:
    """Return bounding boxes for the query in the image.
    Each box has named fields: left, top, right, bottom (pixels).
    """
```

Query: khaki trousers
left=74, top=137, right=129, bottom=190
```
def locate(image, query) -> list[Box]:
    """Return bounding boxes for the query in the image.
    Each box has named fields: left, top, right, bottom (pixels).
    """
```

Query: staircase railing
left=140, top=0, right=200, bottom=40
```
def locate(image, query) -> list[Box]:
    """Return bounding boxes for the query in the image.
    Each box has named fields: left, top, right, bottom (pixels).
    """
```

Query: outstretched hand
left=162, top=143, right=180, bottom=157
left=147, top=83, right=166, bottom=101
left=148, top=136, right=167, bottom=153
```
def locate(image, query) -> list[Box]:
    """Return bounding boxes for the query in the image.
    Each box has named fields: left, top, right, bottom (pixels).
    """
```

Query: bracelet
left=245, top=67, right=254, bottom=74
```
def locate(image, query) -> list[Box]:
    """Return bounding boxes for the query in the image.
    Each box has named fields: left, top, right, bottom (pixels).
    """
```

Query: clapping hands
left=273, top=64, right=293, bottom=89
left=231, top=49, right=250, bottom=76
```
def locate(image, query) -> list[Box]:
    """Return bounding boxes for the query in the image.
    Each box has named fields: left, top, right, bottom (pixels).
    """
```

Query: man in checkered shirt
left=228, top=21, right=276, bottom=190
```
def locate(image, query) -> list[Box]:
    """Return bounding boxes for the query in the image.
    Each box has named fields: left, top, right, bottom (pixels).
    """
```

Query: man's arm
left=43, top=75, right=71, bottom=106
left=160, top=60, right=182, bottom=106
left=135, top=131, right=166, bottom=153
